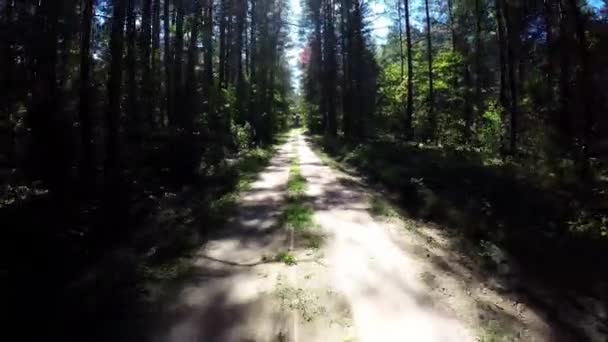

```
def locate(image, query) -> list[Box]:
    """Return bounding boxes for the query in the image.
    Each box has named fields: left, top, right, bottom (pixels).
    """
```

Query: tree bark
left=105, top=0, right=128, bottom=170
left=474, top=0, right=484, bottom=124
left=235, top=0, right=247, bottom=124
left=185, top=0, right=202, bottom=129
left=495, top=0, right=508, bottom=110
left=79, top=0, right=95, bottom=183
left=173, top=0, right=185, bottom=125
left=558, top=0, right=571, bottom=155
left=152, top=0, right=161, bottom=126
left=29, top=0, right=63, bottom=189
left=504, top=0, right=519, bottom=153
left=404, top=0, right=413, bottom=139
left=126, top=0, right=138, bottom=139
left=218, top=0, right=228, bottom=88
left=164, top=0, right=173, bottom=126
left=141, top=0, right=153, bottom=127
left=424, top=0, right=435, bottom=139
left=567, top=0, right=593, bottom=177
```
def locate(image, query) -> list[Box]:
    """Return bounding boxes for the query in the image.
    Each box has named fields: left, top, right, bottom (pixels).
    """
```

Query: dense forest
left=301, top=0, right=607, bottom=170
left=300, top=0, right=608, bottom=238
left=1, top=0, right=607, bottom=340
left=0, top=0, right=293, bottom=339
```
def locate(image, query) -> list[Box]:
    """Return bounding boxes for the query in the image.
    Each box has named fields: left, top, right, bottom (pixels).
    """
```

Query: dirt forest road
left=152, top=131, right=558, bottom=342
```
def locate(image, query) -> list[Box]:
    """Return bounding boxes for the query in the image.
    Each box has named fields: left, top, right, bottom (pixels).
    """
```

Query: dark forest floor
left=0, top=134, right=287, bottom=341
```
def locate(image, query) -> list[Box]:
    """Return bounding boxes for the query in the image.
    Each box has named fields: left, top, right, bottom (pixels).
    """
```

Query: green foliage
left=568, top=212, right=608, bottom=239
left=477, top=101, right=506, bottom=156
left=287, top=171, right=306, bottom=197
left=284, top=202, right=314, bottom=231
left=231, top=122, right=255, bottom=152
left=369, top=196, right=398, bottom=218
left=275, top=250, right=297, bottom=265
left=478, top=320, right=514, bottom=342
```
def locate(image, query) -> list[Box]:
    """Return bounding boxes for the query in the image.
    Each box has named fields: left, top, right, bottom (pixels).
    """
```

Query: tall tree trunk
left=29, top=0, right=62, bottom=189
left=474, top=0, right=483, bottom=124
left=404, top=0, right=414, bottom=139
left=105, top=0, right=128, bottom=170
left=203, top=0, right=213, bottom=112
left=185, top=0, right=202, bottom=129
left=126, top=0, right=138, bottom=140
left=314, top=2, right=325, bottom=132
left=447, top=0, right=456, bottom=52
left=504, top=0, right=519, bottom=154
left=235, top=0, right=247, bottom=124
left=218, top=0, right=228, bottom=88
left=341, top=0, right=351, bottom=138
left=2, top=1, right=15, bottom=165
left=79, top=0, right=95, bottom=183
left=447, top=0, right=459, bottom=91
left=397, top=0, right=404, bottom=80
left=558, top=0, right=572, bottom=156
left=567, top=0, right=593, bottom=177
left=544, top=0, right=556, bottom=103
left=249, top=0, right=258, bottom=137
left=152, top=0, right=161, bottom=126
left=324, top=0, right=337, bottom=136
left=495, top=0, right=508, bottom=110
left=140, top=0, right=153, bottom=128
left=173, top=0, right=185, bottom=125
left=163, top=0, right=173, bottom=126
left=424, top=0, right=435, bottom=139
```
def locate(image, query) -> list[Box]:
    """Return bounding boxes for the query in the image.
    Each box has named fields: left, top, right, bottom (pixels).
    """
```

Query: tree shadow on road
left=306, top=134, right=608, bottom=342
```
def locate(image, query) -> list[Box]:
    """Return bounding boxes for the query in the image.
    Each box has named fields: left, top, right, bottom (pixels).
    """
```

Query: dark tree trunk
left=504, top=0, right=519, bottom=154
left=140, top=0, right=153, bottom=128
left=567, top=0, right=594, bottom=177
left=152, top=0, right=161, bottom=126
left=235, top=0, right=247, bottom=124
left=404, top=0, right=414, bottom=139
left=558, top=0, right=572, bottom=155
left=185, top=0, right=202, bottom=129
left=29, top=0, right=63, bottom=190
left=249, top=0, right=257, bottom=134
left=164, top=0, right=173, bottom=126
left=323, top=0, right=337, bottom=136
left=126, top=0, right=138, bottom=140
left=2, top=1, right=15, bottom=165
left=79, top=0, right=95, bottom=183
left=218, top=0, right=228, bottom=88
left=424, top=0, right=435, bottom=139
left=474, top=0, right=484, bottom=124
left=203, top=0, right=213, bottom=108
left=105, top=0, right=128, bottom=170
left=495, top=0, right=508, bottom=110
left=544, top=0, right=556, bottom=103
left=341, top=0, right=351, bottom=138
left=397, top=0, right=404, bottom=80
left=173, top=0, right=185, bottom=125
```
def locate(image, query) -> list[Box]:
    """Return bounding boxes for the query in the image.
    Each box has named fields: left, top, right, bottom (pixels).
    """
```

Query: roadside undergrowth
left=140, top=133, right=289, bottom=302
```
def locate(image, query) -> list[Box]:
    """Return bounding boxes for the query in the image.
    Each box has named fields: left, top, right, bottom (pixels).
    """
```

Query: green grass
left=478, top=320, right=515, bottom=342
left=287, top=166, right=306, bottom=196
left=284, top=202, right=314, bottom=231
left=275, top=250, right=297, bottom=265
left=369, top=196, right=398, bottom=218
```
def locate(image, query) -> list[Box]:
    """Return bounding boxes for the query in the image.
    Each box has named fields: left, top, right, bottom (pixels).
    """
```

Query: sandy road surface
left=153, top=131, right=563, bottom=341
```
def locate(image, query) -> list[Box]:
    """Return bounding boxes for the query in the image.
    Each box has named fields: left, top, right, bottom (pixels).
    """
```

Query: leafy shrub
left=232, top=122, right=255, bottom=152
left=478, top=101, right=505, bottom=156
